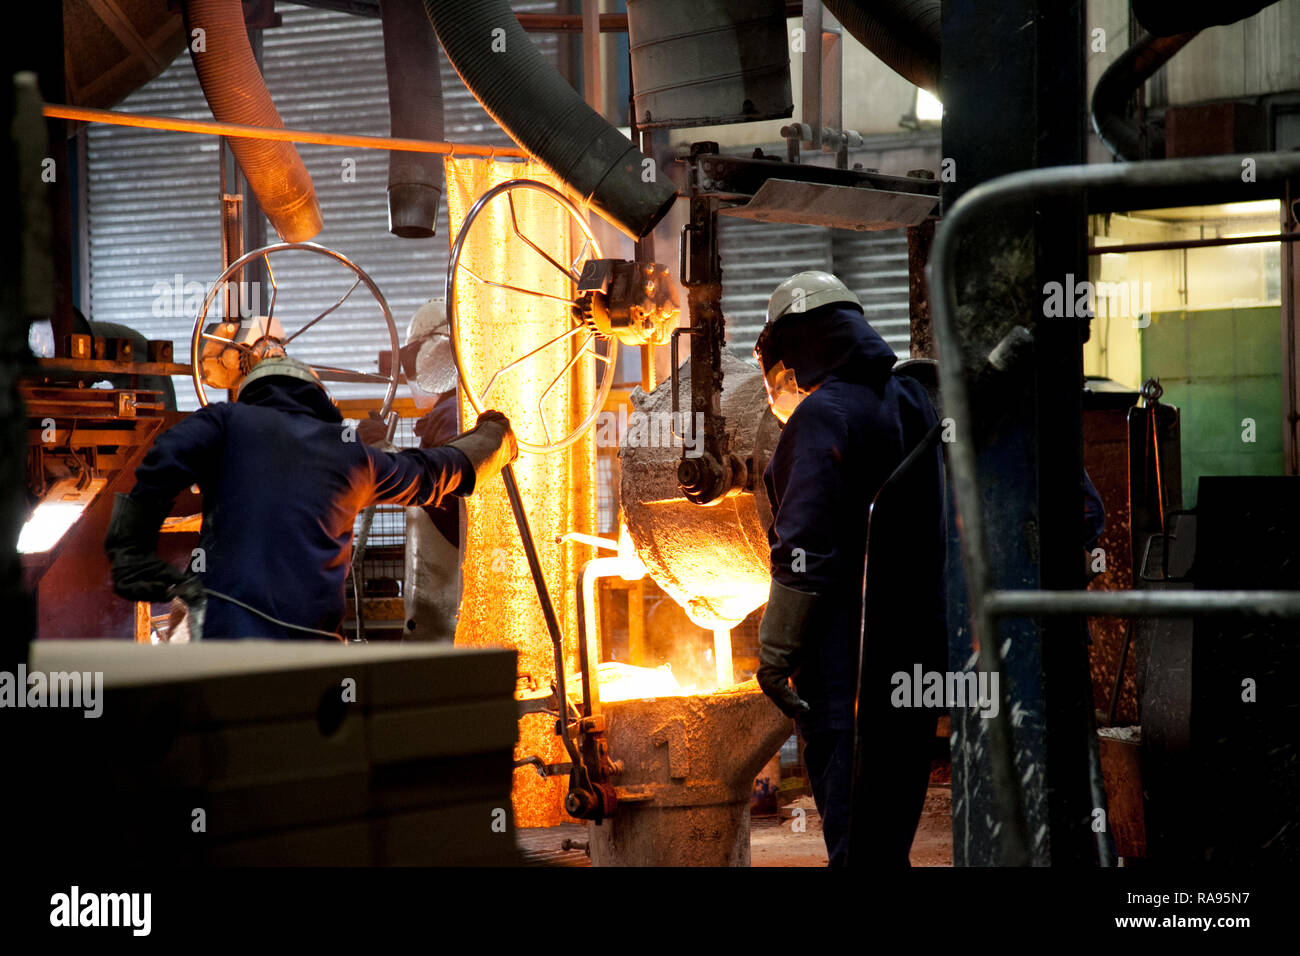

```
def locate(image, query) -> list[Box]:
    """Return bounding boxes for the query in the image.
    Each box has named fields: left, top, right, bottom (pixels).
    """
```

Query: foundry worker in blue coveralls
left=104, top=354, right=517, bottom=640
left=357, top=298, right=465, bottom=642
left=754, top=271, right=947, bottom=868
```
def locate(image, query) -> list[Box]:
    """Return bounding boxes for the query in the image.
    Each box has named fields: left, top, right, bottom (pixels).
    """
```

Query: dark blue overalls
left=128, top=377, right=472, bottom=639
left=763, top=306, right=947, bottom=866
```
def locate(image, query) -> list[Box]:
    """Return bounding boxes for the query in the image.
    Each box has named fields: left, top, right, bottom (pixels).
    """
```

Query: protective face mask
left=771, top=391, right=804, bottom=424
left=762, top=361, right=807, bottom=424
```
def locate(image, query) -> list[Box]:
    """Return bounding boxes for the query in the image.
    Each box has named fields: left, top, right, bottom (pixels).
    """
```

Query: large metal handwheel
left=446, top=179, right=616, bottom=455
left=190, top=241, right=401, bottom=417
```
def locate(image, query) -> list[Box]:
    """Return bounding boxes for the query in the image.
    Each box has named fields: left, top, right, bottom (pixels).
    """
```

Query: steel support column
left=941, top=0, right=1096, bottom=866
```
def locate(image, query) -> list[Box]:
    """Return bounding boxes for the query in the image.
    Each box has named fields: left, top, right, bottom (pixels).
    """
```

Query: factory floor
left=518, top=784, right=953, bottom=867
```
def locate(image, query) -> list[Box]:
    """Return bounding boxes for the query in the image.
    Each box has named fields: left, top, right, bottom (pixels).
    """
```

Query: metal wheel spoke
left=284, top=275, right=362, bottom=345
left=458, top=261, right=579, bottom=305
left=590, top=340, right=614, bottom=364
left=482, top=323, right=584, bottom=401
left=536, top=333, right=596, bottom=443
left=508, top=192, right=581, bottom=283
left=262, top=252, right=279, bottom=326
left=312, top=364, right=392, bottom=384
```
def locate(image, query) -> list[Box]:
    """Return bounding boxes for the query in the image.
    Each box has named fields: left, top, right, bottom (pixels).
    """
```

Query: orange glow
left=445, top=158, right=598, bottom=827
left=597, top=661, right=727, bottom=703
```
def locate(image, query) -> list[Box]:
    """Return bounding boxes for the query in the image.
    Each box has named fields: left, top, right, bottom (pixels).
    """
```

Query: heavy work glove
left=757, top=578, right=818, bottom=718
left=104, top=494, right=197, bottom=604
left=446, top=410, right=519, bottom=492
left=356, top=410, right=393, bottom=449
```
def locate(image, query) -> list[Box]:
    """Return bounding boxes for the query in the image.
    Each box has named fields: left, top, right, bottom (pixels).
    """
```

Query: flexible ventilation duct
left=823, top=0, right=940, bottom=95
left=422, top=0, right=677, bottom=240
left=381, top=0, right=444, bottom=238
left=183, top=0, right=323, bottom=242
left=1132, top=0, right=1278, bottom=36
left=1090, top=30, right=1199, bottom=160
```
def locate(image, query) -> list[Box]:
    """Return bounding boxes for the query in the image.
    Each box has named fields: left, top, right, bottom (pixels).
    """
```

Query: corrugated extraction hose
left=183, top=0, right=323, bottom=242
left=1131, top=0, right=1278, bottom=36
left=823, top=0, right=940, bottom=95
left=423, top=0, right=677, bottom=240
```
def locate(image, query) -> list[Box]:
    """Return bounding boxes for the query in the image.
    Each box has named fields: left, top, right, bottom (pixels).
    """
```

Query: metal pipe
left=558, top=531, right=618, bottom=551
left=928, top=149, right=1300, bottom=865
left=183, top=0, right=323, bottom=242
left=1090, top=232, right=1300, bottom=256
left=581, top=0, right=601, bottom=112
left=577, top=557, right=626, bottom=718
left=802, top=1, right=823, bottom=151
left=380, top=0, right=445, bottom=238
left=41, top=104, right=527, bottom=158
left=986, top=589, right=1300, bottom=619
left=1090, top=30, right=1198, bottom=161
left=513, top=5, right=805, bottom=31
left=577, top=552, right=650, bottom=712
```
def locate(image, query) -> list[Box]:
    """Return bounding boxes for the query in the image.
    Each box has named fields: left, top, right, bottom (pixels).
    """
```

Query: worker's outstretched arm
left=366, top=410, right=517, bottom=507
left=105, top=407, right=225, bottom=603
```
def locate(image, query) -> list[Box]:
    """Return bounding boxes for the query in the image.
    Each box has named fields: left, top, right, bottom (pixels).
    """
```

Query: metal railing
left=928, top=151, right=1300, bottom=865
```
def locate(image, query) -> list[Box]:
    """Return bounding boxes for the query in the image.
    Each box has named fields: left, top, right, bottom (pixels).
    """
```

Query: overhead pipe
left=1090, top=30, right=1199, bottom=161
left=422, top=0, right=677, bottom=240
left=182, top=0, right=323, bottom=241
left=380, top=0, right=443, bottom=238
left=822, top=0, right=940, bottom=95
left=1131, top=0, right=1278, bottom=36
left=43, top=103, right=526, bottom=158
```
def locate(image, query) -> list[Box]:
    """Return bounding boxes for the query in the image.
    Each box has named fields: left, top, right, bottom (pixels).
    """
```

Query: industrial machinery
left=21, top=0, right=1300, bottom=875
left=19, top=339, right=187, bottom=639
left=672, top=143, right=939, bottom=507
left=437, top=148, right=941, bottom=860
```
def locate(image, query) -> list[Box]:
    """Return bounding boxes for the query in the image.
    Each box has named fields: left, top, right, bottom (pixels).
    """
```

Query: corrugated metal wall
left=85, top=56, right=223, bottom=402
left=832, top=229, right=912, bottom=353
left=719, top=216, right=912, bottom=361
left=86, top=1, right=558, bottom=410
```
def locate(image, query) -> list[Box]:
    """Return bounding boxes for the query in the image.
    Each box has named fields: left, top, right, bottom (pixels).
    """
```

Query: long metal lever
left=501, top=463, right=582, bottom=767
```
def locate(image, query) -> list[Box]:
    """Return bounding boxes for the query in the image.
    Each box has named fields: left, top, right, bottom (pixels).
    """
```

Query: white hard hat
left=765, top=270, right=862, bottom=325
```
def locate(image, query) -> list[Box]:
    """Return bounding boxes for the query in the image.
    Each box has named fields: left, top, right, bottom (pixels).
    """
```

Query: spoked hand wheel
left=445, top=179, right=616, bottom=455
left=190, top=241, right=401, bottom=419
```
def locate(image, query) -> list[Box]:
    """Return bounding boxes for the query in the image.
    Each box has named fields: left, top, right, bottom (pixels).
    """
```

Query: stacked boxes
left=17, top=640, right=520, bottom=866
